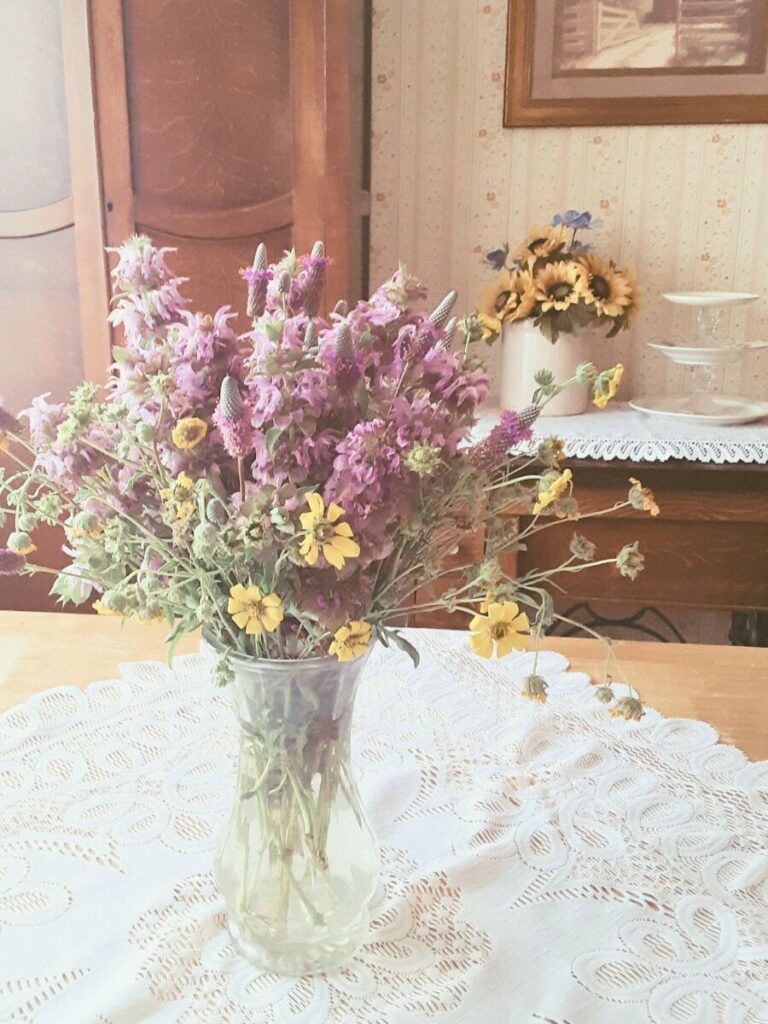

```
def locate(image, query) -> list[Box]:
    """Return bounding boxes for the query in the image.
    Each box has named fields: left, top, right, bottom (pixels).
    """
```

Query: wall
left=370, top=0, right=768, bottom=402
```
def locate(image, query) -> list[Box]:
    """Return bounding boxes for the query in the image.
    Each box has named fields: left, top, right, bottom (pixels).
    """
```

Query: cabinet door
left=92, top=0, right=368, bottom=317
left=0, top=0, right=111, bottom=611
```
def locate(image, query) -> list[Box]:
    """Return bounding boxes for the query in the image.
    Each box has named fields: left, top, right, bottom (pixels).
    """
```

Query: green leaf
left=265, top=426, right=282, bottom=455
left=49, top=572, right=94, bottom=607
left=111, top=347, right=130, bottom=364
left=387, top=630, right=420, bottom=668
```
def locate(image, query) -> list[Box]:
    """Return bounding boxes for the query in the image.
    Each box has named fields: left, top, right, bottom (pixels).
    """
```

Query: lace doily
left=1, top=630, right=767, bottom=1023
left=474, top=404, right=768, bottom=464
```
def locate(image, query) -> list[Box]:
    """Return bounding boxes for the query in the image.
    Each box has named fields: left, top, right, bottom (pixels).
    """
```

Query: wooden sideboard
left=413, top=458, right=768, bottom=640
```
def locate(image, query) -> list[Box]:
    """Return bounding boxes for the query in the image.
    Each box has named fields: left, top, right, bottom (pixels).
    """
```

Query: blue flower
left=485, top=244, right=510, bottom=271
left=552, top=210, right=595, bottom=230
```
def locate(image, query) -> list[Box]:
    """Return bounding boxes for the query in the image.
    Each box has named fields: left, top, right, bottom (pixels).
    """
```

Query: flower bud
left=206, top=497, right=229, bottom=525
left=521, top=674, right=548, bottom=704
left=17, top=513, right=38, bottom=533
left=136, top=421, right=155, bottom=445
left=192, top=522, right=219, bottom=559
left=594, top=685, right=615, bottom=704
left=610, top=696, right=644, bottom=721
left=7, top=531, right=36, bottom=555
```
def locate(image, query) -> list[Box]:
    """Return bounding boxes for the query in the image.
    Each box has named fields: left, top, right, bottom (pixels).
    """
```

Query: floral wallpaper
left=370, top=0, right=768, bottom=402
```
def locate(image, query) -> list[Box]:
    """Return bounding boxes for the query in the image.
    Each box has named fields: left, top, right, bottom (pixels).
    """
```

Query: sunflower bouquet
left=479, top=210, right=638, bottom=344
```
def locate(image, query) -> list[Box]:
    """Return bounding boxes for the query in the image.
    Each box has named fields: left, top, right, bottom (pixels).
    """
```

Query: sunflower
left=329, top=620, right=371, bottom=662
left=299, top=492, right=360, bottom=570
left=511, top=223, right=568, bottom=264
left=533, top=262, right=585, bottom=313
left=579, top=254, right=633, bottom=318
left=172, top=416, right=208, bottom=450
left=227, top=583, right=284, bottom=635
left=469, top=601, right=530, bottom=659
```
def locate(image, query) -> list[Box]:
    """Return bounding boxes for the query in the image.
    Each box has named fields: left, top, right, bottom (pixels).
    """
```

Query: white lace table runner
left=475, top=404, right=768, bottom=464
left=1, top=630, right=767, bottom=1023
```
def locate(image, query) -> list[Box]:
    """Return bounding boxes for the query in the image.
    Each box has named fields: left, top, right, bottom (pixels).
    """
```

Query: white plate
left=662, top=291, right=759, bottom=308
left=646, top=343, right=746, bottom=367
left=629, top=394, right=768, bottom=426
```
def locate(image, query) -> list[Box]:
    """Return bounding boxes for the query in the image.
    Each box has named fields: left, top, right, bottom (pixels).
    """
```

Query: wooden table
left=0, top=611, right=766, bottom=761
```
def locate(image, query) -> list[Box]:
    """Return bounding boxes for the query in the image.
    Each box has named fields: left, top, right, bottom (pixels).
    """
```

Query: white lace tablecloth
left=475, top=404, right=768, bottom=463
left=1, top=630, right=767, bottom=1024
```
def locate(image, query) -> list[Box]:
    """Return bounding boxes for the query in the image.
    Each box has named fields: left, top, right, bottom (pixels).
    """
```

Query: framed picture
left=504, top=0, right=768, bottom=126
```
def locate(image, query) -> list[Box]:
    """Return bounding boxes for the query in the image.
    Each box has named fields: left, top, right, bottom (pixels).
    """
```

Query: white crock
left=500, top=320, right=590, bottom=417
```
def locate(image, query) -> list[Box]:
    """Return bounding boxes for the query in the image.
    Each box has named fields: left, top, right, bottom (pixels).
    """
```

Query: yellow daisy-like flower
left=533, top=468, right=573, bottom=515
left=299, top=493, right=360, bottom=570
left=92, top=600, right=121, bottom=617
left=511, top=223, right=568, bottom=264
left=329, top=620, right=371, bottom=662
left=172, top=417, right=208, bottom=450
left=469, top=601, right=530, bottom=659
left=628, top=477, right=660, bottom=517
left=533, top=261, right=586, bottom=313
left=160, top=471, right=196, bottom=520
left=593, top=364, right=624, bottom=409
left=227, top=583, right=284, bottom=635
left=579, top=254, right=633, bottom=319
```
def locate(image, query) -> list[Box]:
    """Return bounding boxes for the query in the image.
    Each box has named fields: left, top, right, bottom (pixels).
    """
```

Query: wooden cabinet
left=412, top=459, right=768, bottom=637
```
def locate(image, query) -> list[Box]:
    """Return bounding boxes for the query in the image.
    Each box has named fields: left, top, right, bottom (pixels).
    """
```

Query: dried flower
left=227, top=583, right=284, bottom=635
left=469, top=601, right=530, bottom=658
left=610, top=696, right=644, bottom=721
left=628, top=477, right=660, bottom=517
left=616, top=541, right=644, bottom=580
left=0, top=549, right=25, bottom=575
left=593, top=364, right=623, bottom=409
left=521, top=674, right=548, bottom=703
left=172, top=417, right=208, bottom=450
left=537, top=435, right=565, bottom=469
left=329, top=620, right=371, bottom=662
left=405, top=442, right=442, bottom=477
left=570, top=533, right=596, bottom=561
left=70, top=511, right=102, bottom=539
left=533, top=469, right=572, bottom=515
left=299, top=493, right=360, bottom=570
left=7, top=531, right=35, bottom=555
left=594, top=685, right=615, bottom=704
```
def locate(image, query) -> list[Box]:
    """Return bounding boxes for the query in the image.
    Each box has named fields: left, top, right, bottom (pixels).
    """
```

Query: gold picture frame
left=504, top=0, right=768, bottom=127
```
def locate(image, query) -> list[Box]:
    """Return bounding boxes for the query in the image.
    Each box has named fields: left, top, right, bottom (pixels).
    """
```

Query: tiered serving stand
left=629, top=292, right=767, bottom=425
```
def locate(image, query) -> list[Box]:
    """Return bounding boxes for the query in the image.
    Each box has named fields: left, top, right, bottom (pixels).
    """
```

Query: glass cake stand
left=630, top=292, right=767, bottom=425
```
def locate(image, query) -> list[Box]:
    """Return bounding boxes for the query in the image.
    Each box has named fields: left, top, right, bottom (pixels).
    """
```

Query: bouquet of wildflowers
left=0, top=234, right=653, bottom=717
left=479, top=210, right=639, bottom=345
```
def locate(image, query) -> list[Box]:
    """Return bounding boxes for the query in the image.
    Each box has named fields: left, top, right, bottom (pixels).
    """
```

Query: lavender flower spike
left=302, top=241, right=327, bottom=317
left=429, top=290, right=457, bottom=329
left=245, top=243, right=270, bottom=318
left=471, top=408, right=537, bottom=472
left=253, top=243, right=268, bottom=271
left=219, top=375, right=243, bottom=420
left=0, top=548, right=25, bottom=575
left=442, top=317, right=458, bottom=347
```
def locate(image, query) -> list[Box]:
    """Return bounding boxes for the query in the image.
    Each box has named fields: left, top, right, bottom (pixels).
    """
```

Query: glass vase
left=210, top=644, right=379, bottom=975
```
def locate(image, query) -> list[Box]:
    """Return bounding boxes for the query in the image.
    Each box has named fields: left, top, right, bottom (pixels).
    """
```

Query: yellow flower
left=227, top=583, right=284, bottom=635
left=93, top=600, right=121, bottom=617
left=628, top=477, right=660, bottom=517
left=160, top=471, right=196, bottom=520
left=172, top=417, right=208, bottom=450
left=533, top=261, right=586, bottom=313
left=579, top=254, right=634, bottom=319
left=593, top=364, right=624, bottom=409
left=478, top=269, right=537, bottom=341
left=299, top=493, right=360, bottom=570
left=533, top=468, right=572, bottom=515
left=329, top=620, right=371, bottom=662
left=469, top=601, right=530, bottom=659
left=511, top=223, right=568, bottom=264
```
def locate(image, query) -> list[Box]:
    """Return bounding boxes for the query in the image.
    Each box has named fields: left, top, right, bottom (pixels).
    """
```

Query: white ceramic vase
left=501, top=320, right=590, bottom=417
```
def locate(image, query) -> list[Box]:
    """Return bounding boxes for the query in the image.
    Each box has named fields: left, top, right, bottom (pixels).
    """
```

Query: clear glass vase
left=210, top=644, right=379, bottom=975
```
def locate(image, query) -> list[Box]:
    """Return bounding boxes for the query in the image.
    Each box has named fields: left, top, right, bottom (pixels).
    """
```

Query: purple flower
left=471, top=409, right=536, bottom=471
left=241, top=266, right=272, bottom=318
left=0, top=549, right=25, bottom=575
left=485, top=244, right=509, bottom=271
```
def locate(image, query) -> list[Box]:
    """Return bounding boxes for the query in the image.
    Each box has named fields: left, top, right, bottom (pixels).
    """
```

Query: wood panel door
left=92, top=0, right=369, bottom=319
